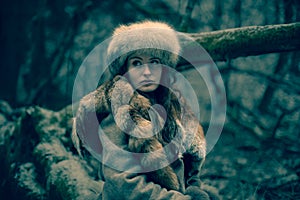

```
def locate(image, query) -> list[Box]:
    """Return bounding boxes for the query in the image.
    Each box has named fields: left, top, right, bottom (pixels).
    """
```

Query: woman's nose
left=143, top=64, right=151, bottom=75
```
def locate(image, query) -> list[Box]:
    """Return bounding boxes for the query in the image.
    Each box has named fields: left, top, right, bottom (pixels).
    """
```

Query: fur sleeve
left=72, top=76, right=123, bottom=156
left=177, top=96, right=206, bottom=161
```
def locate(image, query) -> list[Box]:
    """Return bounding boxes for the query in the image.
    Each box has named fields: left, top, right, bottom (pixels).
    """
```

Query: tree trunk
left=177, top=22, right=300, bottom=70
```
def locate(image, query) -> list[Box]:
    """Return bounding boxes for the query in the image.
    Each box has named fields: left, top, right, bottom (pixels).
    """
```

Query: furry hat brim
left=107, top=21, right=181, bottom=76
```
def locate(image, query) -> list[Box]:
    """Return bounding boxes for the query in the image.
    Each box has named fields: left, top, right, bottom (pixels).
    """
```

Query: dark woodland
left=0, top=0, right=300, bottom=199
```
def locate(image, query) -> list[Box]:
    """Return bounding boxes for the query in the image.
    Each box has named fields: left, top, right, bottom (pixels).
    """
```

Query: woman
left=73, top=21, right=219, bottom=199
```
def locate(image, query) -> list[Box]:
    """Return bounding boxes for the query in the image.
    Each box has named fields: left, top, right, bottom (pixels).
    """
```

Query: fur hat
left=107, top=21, right=181, bottom=77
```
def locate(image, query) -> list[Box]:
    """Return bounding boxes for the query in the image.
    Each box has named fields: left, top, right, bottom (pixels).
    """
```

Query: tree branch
left=177, top=22, right=300, bottom=70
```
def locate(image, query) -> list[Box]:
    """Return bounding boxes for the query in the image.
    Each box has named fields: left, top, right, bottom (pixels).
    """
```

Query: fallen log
left=177, top=22, right=300, bottom=70
left=0, top=102, right=103, bottom=200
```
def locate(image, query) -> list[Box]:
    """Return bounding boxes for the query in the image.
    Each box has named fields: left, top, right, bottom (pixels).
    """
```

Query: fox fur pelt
left=73, top=75, right=206, bottom=191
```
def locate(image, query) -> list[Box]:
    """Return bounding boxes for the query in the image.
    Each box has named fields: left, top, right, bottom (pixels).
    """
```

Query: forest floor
left=1, top=99, right=300, bottom=199
left=201, top=120, right=300, bottom=200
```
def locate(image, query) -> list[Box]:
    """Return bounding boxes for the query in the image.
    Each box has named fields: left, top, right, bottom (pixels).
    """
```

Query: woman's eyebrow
left=150, top=57, right=160, bottom=60
left=129, top=56, right=142, bottom=60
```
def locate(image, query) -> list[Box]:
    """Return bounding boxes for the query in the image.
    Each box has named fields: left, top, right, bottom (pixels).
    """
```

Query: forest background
left=0, top=0, right=299, bottom=199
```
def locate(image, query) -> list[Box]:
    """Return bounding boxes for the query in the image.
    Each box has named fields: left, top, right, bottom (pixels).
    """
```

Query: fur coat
left=72, top=76, right=216, bottom=199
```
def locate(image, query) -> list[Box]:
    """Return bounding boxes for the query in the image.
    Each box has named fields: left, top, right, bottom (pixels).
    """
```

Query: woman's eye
left=150, top=60, right=160, bottom=64
left=132, top=60, right=142, bottom=66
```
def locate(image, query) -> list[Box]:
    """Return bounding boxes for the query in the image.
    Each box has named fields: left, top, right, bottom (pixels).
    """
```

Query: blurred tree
left=258, top=0, right=298, bottom=113
left=0, top=0, right=36, bottom=107
left=16, top=0, right=95, bottom=109
left=179, top=0, right=198, bottom=32
left=0, top=0, right=299, bottom=113
left=0, top=1, right=300, bottom=199
left=211, top=0, right=222, bottom=30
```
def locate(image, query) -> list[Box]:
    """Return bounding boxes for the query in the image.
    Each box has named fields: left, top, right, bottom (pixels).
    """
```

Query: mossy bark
left=177, top=22, right=300, bottom=70
left=0, top=102, right=103, bottom=200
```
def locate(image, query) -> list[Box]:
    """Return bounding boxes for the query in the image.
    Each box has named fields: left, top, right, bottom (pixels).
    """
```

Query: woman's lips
left=140, top=80, right=155, bottom=85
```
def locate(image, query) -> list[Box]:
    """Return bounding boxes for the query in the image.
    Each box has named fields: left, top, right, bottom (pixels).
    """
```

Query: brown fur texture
left=125, top=93, right=181, bottom=190
left=73, top=76, right=206, bottom=191
left=73, top=20, right=208, bottom=193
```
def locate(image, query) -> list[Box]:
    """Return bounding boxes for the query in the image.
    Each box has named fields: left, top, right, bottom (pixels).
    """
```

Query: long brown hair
left=137, top=66, right=182, bottom=143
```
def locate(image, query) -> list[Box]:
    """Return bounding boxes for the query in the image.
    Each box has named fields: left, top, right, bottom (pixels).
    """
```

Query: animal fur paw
left=186, top=186, right=220, bottom=200
left=185, top=186, right=210, bottom=200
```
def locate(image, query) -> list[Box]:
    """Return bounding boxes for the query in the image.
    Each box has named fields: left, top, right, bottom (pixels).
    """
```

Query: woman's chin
left=137, top=84, right=159, bottom=93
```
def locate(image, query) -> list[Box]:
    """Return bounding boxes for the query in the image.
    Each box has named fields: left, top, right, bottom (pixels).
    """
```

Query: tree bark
left=0, top=103, right=103, bottom=200
left=177, top=22, right=300, bottom=70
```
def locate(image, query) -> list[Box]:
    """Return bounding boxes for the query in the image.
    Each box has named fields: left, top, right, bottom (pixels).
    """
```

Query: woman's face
left=126, top=53, right=162, bottom=93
